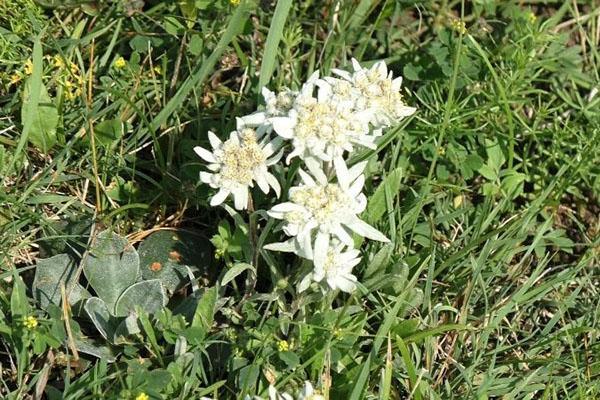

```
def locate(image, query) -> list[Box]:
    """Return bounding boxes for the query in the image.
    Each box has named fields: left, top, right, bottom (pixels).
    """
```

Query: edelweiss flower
left=244, top=382, right=324, bottom=400
left=332, top=58, right=416, bottom=128
left=270, top=74, right=375, bottom=163
left=266, top=158, right=389, bottom=259
left=299, top=241, right=361, bottom=293
left=239, top=72, right=320, bottom=130
left=194, top=127, right=282, bottom=210
left=298, top=382, right=325, bottom=400
left=268, top=386, right=293, bottom=400
left=238, top=87, right=299, bottom=129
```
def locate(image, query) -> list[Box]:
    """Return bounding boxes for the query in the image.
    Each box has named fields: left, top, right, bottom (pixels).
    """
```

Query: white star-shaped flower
left=269, top=73, right=375, bottom=164
left=266, top=158, right=389, bottom=259
left=267, top=385, right=293, bottom=400
left=238, top=86, right=299, bottom=129
left=194, top=126, right=282, bottom=210
left=299, top=241, right=361, bottom=294
left=331, top=58, right=416, bottom=128
left=298, top=382, right=325, bottom=400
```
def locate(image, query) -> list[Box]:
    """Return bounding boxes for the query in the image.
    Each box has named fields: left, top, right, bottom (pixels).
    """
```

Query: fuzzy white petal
left=263, top=240, right=296, bottom=253
left=199, top=171, right=213, bottom=184
left=313, top=231, right=330, bottom=270
left=346, top=219, right=390, bottom=242
left=194, top=146, right=217, bottom=163
left=232, top=187, right=248, bottom=210
left=207, top=131, right=222, bottom=149
left=271, top=117, right=295, bottom=139
left=266, top=173, right=281, bottom=197
left=210, top=188, right=230, bottom=206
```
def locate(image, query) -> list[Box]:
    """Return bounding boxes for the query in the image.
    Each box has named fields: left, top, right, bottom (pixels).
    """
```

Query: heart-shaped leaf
left=74, top=337, right=116, bottom=362
left=114, top=279, right=167, bottom=317
left=138, top=230, right=211, bottom=293
left=83, top=230, right=139, bottom=311
left=84, top=297, right=118, bottom=340
left=33, top=254, right=90, bottom=307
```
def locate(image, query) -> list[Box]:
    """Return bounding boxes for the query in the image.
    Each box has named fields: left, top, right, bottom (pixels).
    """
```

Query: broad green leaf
left=464, top=153, right=484, bottom=171
left=138, top=230, right=211, bottom=293
left=278, top=351, right=300, bottom=369
left=366, top=168, right=403, bottom=224
left=501, top=170, right=525, bottom=196
left=191, top=286, right=218, bottom=342
left=84, top=297, right=117, bottom=340
left=485, top=139, right=506, bottom=171
left=10, top=276, right=28, bottom=317
left=74, top=337, right=116, bottom=362
left=221, top=263, right=253, bottom=286
left=83, top=230, right=139, bottom=311
left=33, top=254, right=90, bottom=307
left=363, top=244, right=393, bottom=279
left=478, top=164, right=497, bottom=181
left=238, top=364, right=260, bottom=392
left=179, top=0, right=198, bottom=28
left=114, top=280, right=167, bottom=317
left=94, top=119, right=123, bottom=147
left=21, top=80, right=59, bottom=152
left=11, top=36, right=42, bottom=171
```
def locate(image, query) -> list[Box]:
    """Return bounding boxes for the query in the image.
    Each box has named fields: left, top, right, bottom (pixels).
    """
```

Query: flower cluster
left=5, top=55, right=84, bottom=102
left=196, top=58, right=415, bottom=293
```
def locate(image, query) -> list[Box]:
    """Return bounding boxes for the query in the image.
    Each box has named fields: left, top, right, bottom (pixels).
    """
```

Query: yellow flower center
left=289, top=184, right=350, bottom=224
left=354, top=71, right=406, bottom=118
left=295, top=98, right=362, bottom=146
left=23, top=316, right=38, bottom=329
left=114, top=57, right=127, bottom=69
left=219, top=129, right=266, bottom=185
left=277, top=340, right=289, bottom=352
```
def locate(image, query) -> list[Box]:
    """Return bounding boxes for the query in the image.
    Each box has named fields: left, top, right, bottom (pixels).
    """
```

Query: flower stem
left=244, top=194, right=259, bottom=298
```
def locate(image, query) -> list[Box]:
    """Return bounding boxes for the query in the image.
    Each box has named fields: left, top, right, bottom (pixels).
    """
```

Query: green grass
left=1, top=0, right=599, bottom=399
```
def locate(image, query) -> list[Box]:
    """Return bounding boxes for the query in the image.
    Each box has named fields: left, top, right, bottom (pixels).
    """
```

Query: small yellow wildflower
left=453, top=194, right=464, bottom=208
left=24, top=59, right=34, bottom=75
left=114, top=56, right=127, bottom=69
left=229, top=0, right=240, bottom=5
left=450, top=19, right=467, bottom=35
left=65, top=88, right=82, bottom=101
left=153, top=66, right=161, bottom=75
left=277, top=339, right=289, bottom=352
left=69, top=62, right=79, bottom=74
left=214, top=248, right=225, bottom=259
left=53, top=55, right=66, bottom=69
left=23, top=315, right=38, bottom=329
left=527, top=12, right=537, bottom=24
left=135, top=393, right=149, bottom=400
left=10, top=73, right=22, bottom=85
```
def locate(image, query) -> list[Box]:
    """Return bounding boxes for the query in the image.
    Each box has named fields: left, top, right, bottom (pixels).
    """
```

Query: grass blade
left=349, top=260, right=428, bottom=400
left=10, top=35, right=43, bottom=171
left=150, top=2, right=253, bottom=132
left=257, top=0, right=293, bottom=94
